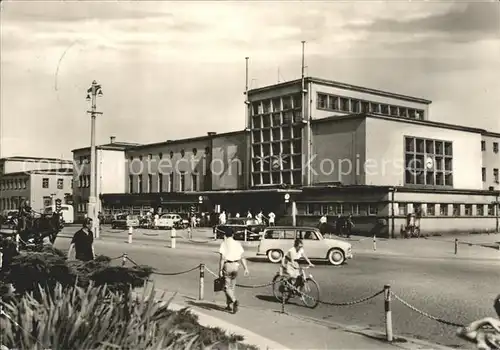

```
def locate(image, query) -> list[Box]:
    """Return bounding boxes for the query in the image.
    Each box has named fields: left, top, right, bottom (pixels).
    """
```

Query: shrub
left=0, top=283, right=258, bottom=350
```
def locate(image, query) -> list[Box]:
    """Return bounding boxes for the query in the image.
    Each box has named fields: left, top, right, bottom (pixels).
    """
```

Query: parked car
left=156, top=213, right=184, bottom=229
left=111, top=214, right=140, bottom=229
left=216, top=218, right=266, bottom=240
left=256, top=226, right=353, bottom=266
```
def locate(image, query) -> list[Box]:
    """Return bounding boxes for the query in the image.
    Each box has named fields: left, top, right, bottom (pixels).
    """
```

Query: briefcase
left=213, top=277, right=224, bottom=292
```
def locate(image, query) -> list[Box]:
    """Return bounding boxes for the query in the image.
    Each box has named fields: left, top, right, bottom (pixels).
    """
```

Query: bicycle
left=271, top=266, right=320, bottom=309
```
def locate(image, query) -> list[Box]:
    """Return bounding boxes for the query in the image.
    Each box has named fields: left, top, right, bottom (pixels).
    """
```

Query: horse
left=17, top=212, right=63, bottom=247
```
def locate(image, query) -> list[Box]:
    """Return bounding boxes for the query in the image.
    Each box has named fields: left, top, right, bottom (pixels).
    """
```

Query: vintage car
left=216, top=218, right=266, bottom=240
left=156, top=213, right=184, bottom=229
left=256, top=226, right=353, bottom=266
left=111, top=214, right=140, bottom=229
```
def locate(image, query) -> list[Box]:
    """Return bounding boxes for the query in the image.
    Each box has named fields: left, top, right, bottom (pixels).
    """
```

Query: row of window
left=298, top=203, right=379, bottom=216
left=252, top=170, right=302, bottom=186
left=129, top=148, right=210, bottom=163
left=0, top=179, right=28, bottom=191
left=0, top=195, right=71, bottom=211
left=251, top=110, right=303, bottom=129
left=41, top=178, right=66, bottom=189
left=482, top=168, right=499, bottom=183
left=78, top=175, right=91, bottom=188
left=251, top=94, right=302, bottom=116
left=251, top=126, right=302, bottom=143
left=481, top=140, right=499, bottom=153
left=317, top=92, right=426, bottom=120
left=128, top=173, right=199, bottom=193
left=399, top=203, right=497, bottom=217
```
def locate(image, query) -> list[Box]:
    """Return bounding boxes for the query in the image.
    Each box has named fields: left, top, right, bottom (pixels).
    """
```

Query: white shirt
left=268, top=212, right=275, bottom=223
left=256, top=213, right=263, bottom=224
left=247, top=213, right=252, bottom=218
left=319, top=216, right=327, bottom=224
left=219, top=213, right=226, bottom=224
left=219, top=238, right=244, bottom=262
left=286, top=247, right=304, bottom=261
left=235, top=213, right=240, bottom=218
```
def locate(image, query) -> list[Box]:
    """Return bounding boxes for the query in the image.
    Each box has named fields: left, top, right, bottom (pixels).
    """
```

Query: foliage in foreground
left=0, top=283, right=258, bottom=350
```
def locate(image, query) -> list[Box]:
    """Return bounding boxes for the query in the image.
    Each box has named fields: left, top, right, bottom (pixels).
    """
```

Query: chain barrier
left=123, top=254, right=201, bottom=276
left=424, top=236, right=499, bottom=250
left=390, top=292, right=464, bottom=327
left=204, top=265, right=277, bottom=289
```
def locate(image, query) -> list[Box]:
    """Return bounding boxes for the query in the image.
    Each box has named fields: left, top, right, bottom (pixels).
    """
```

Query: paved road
left=54, top=227, right=498, bottom=349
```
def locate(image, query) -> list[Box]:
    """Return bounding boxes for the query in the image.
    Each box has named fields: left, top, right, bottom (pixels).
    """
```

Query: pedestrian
left=345, top=214, right=354, bottom=238
left=246, top=210, right=252, bottom=219
left=98, top=211, right=104, bottom=230
left=154, top=213, right=159, bottom=229
left=268, top=211, right=276, bottom=226
left=318, top=214, right=328, bottom=235
left=235, top=212, right=240, bottom=218
left=219, top=210, right=227, bottom=225
left=335, top=214, right=344, bottom=237
left=218, top=230, right=250, bottom=314
left=67, top=218, right=95, bottom=262
left=256, top=211, right=263, bottom=225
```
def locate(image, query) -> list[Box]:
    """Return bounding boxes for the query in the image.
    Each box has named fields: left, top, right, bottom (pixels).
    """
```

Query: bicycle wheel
left=272, top=275, right=291, bottom=303
left=300, top=278, right=320, bottom=309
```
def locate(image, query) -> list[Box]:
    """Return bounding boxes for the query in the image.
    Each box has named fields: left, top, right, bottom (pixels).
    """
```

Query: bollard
left=128, top=226, right=133, bottom=244
left=373, top=235, right=377, bottom=251
left=15, top=234, right=20, bottom=251
left=454, top=238, right=458, bottom=255
left=384, top=284, right=393, bottom=342
left=121, top=253, right=127, bottom=267
left=244, top=229, right=248, bottom=242
left=199, top=264, right=205, bottom=300
left=187, top=226, right=192, bottom=239
left=0, top=251, right=3, bottom=269
left=171, top=227, right=176, bottom=249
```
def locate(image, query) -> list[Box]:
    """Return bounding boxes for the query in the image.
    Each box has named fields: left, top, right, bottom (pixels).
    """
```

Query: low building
left=71, top=137, right=141, bottom=221
left=0, top=156, right=73, bottom=175
left=0, top=168, right=73, bottom=213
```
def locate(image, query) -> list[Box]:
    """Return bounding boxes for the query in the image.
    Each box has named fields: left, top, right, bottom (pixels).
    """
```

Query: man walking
left=268, top=211, right=276, bottom=226
left=67, top=218, right=95, bottom=261
left=219, top=230, right=250, bottom=314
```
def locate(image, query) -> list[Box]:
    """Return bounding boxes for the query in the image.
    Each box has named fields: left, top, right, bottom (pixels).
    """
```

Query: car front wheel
left=267, top=249, right=283, bottom=263
left=327, top=248, right=345, bottom=266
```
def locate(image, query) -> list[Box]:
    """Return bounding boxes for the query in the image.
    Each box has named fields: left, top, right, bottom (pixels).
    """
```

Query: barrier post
left=187, top=226, right=192, bottom=239
left=244, top=229, right=248, bottom=242
left=171, top=228, right=176, bottom=249
left=0, top=251, right=3, bottom=269
left=373, top=235, right=376, bottom=251
left=128, top=226, right=133, bottom=244
left=199, top=264, right=205, bottom=300
left=121, top=253, right=127, bottom=267
left=454, top=238, right=458, bottom=255
left=384, top=284, right=393, bottom=342
left=15, top=234, right=20, bottom=251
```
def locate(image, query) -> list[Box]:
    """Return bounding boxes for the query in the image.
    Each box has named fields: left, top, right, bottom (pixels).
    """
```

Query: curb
left=168, top=302, right=290, bottom=350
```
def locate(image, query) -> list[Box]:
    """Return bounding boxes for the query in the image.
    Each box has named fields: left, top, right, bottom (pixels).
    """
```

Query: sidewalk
left=137, top=283, right=454, bottom=350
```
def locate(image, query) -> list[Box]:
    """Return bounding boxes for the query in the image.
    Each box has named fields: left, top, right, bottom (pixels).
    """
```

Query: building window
left=168, top=173, right=174, bottom=192
left=158, top=174, right=163, bottom=192
left=398, top=203, right=407, bottom=215
left=317, top=93, right=327, bottom=109
left=205, top=146, right=210, bottom=155
left=42, top=178, right=49, bottom=189
left=192, top=174, right=198, bottom=191
left=488, top=204, right=495, bottom=216
left=368, top=204, right=378, bottom=216
left=159, top=152, right=163, bottom=159
left=494, top=142, right=499, bottom=153
left=148, top=154, right=152, bottom=160
left=404, top=136, right=453, bottom=187
left=57, top=179, right=64, bottom=190
left=139, top=155, right=143, bottom=161
left=481, top=141, right=486, bottom=151
left=180, top=149, right=185, bottom=158
left=464, top=204, right=472, bottom=216
left=494, top=168, right=499, bottom=183
left=439, top=204, right=449, bottom=216
left=70, top=179, right=73, bottom=189
left=192, top=148, right=198, bottom=156
left=148, top=174, right=153, bottom=193
left=138, top=175, right=143, bottom=193
left=129, top=175, right=133, bottom=193
left=482, top=167, right=486, bottom=182
left=169, top=151, right=174, bottom=158
left=180, top=173, right=185, bottom=191
left=426, top=204, right=435, bottom=216
left=452, top=204, right=460, bottom=216
left=477, top=205, right=484, bottom=216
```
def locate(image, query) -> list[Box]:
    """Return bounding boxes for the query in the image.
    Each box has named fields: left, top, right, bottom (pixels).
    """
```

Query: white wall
left=98, top=149, right=127, bottom=195
left=4, top=159, right=73, bottom=174
left=365, top=118, right=483, bottom=189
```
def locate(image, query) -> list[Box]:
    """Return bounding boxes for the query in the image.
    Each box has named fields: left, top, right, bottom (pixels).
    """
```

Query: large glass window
left=404, top=136, right=453, bottom=187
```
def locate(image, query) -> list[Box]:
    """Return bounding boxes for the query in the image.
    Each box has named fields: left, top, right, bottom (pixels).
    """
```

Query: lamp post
left=86, top=80, right=103, bottom=238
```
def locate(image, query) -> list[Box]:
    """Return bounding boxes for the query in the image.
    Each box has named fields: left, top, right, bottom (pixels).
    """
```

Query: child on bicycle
left=280, top=238, right=314, bottom=288
left=457, top=295, right=500, bottom=350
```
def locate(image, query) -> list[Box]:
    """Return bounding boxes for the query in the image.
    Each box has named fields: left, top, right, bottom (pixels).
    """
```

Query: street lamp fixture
left=86, top=80, right=104, bottom=239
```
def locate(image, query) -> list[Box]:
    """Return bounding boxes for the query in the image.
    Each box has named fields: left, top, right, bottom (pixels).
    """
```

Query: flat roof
left=312, top=112, right=500, bottom=137
left=72, top=142, right=141, bottom=153
left=0, top=156, right=72, bottom=163
left=248, top=77, right=432, bottom=105
left=129, top=130, right=245, bottom=151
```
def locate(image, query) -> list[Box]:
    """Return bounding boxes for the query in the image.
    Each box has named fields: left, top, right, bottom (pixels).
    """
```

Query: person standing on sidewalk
left=268, top=211, right=276, bottom=226
left=67, top=218, right=95, bottom=262
left=218, top=230, right=250, bottom=314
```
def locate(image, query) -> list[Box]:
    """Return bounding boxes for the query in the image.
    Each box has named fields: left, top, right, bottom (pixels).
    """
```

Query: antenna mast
left=245, top=57, right=250, bottom=128
left=301, top=41, right=306, bottom=91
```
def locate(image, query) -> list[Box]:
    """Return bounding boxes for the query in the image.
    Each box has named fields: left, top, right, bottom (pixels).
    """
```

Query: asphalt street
left=54, top=226, right=499, bottom=349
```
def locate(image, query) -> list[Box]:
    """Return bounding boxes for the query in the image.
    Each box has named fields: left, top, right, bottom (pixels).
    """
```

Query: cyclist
left=457, top=295, right=500, bottom=350
left=280, top=238, right=314, bottom=289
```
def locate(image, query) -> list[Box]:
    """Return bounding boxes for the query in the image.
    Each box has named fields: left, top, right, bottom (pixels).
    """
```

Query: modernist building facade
left=74, top=77, right=499, bottom=236
left=0, top=157, right=74, bottom=213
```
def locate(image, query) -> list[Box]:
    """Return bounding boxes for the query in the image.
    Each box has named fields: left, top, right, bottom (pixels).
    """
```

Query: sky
left=1, top=1, right=499, bottom=159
